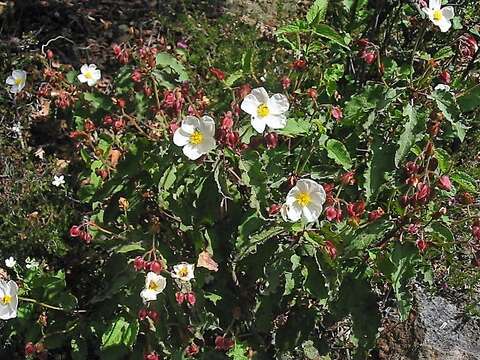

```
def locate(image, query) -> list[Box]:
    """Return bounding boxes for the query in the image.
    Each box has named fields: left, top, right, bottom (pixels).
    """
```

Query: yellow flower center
left=257, top=103, right=270, bottom=118
left=296, top=191, right=311, bottom=207
left=84, top=70, right=93, bottom=79
left=1, top=295, right=12, bottom=305
left=178, top=267, right=189, bottom=278
left=433, top=9, right=443, bottom=21
left=190, top=130, right=203, bottom=145
left=15, top=78, right=23, bottom=86
left=148, top=281, right=159, bottom=291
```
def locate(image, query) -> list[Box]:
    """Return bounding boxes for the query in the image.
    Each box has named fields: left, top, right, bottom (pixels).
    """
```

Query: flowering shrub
left=2, top=0, right=480, bottom=358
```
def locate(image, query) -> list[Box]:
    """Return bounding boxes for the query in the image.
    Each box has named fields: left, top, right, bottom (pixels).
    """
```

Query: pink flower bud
left=331, top=106, right=343, bottom=120
left=438, top=175, right=452, bottom=191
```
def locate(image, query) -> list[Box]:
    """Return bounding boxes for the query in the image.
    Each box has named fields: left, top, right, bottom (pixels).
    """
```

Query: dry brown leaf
left=197, top=251, right=219, bottom=272
left=109, top=149, right=122, bottom=168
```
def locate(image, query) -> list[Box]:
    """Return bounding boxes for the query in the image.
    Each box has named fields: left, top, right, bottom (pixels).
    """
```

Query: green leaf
left=83, top=92, right=112, bottom=111
left=155, top=52, right=189, bottom=82
left=325, top=138, right=352, bottom=170
left=430, top=222, right=454, bottom=243
left=432, top=90, right=466, bottom=141
left=313, top=24, right=349, bottom=50
left=306, top=0, right=329, bottom=24
left=450, top=170, right=477, bottom=192
left=227, top=342, right=249, bottom=360
left=224, top=70, right=243, bottom=87
left=458, top=84, right=480, bottom=112
left=364, top=138, right=395, bottom=200
left=114, top=243, right=145, bottom=254
left=277, top=118, right=315, bottom=137
left=101, top=317, right=139, bottom=350
left=395, top=104, right=418, bottom=167
left=435, top=148, right=451, bottom=172
left=345, top=220, right=393, bottom=253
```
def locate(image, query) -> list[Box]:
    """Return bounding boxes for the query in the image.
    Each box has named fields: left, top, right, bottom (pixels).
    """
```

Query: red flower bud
left=416, top=238, right=428, bottom=252
left=117, top=98, right=126, bottom=109
left=221, top=112, right=234, bottom=130
left=25, top=342, right=36, bottom=356
left=145, top=352, right=159, bottom=360
left=209, top=67, right=225, bottom=81
left=133, top=256, right=145, bottom=271
left=84, top=119, right=96, bottom=132
left=291, top=59, right=307, bottom=71
left=186, top=343, right=200, bottom=357
left=439, top=70, right=451, bottom=84
left=331, top=106, right=343, bottom=121
left=238, top=84, right=252, bottom=99
left=405, top=161, right=419, bottom=175
left=407, top=223, right=419, bottom=235
left=226, top=131, right=239, bottom=149
left=264, top=132, right=278, bottom=149
left=138, top=308, right=148, bottom=320
left=215, top=336, right=234, bottom=351
left=69, top=225, right=81, bottom=237
left=143, top=85, right=153, bottom=97
left=324, top=240, right=337, bottom=259
left=368, top=207, right=385, bottom=222
left=267, top=204, right=282, bottom=216
left=46, top=49, right=54, bottom=59
left=359, top=49, right=377, bottom=64
left=340, top=171, right=356, bottom=186
left=103, top=115, right=113, bottom=126
left=438, top=175, right=452, bottom=191
left=149, top=261, right=163, bottom=274
left=281, top=76, right=291, bottom=90
left=306, top=88, right=318, bottom=99
left=325, top=207, right=338, bottom=222
left=175, top=292, right=185, bottom=305
left=186, top=292, right=196, bottom=306
left=114, top=119, right=125, bottom=131
left=80, top=231, right=92, bottom=244
left=131, top=69, right=143, bottom=83
left=322, top=183, right=335, bottom=193
left=415, top=182, right=431, bottom=203
left=147, top=310, right=159, bottom=322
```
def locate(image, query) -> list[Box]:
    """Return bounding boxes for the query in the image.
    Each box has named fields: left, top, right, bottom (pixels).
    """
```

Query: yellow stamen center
left=84, top=71, right=93, bottom=79
left=433, top=9, right=443, bottom=21
left=178, top=267, right=189, bottom=278
left=257, top=103, right=270, bottom=118
left=15, top=78, right=23, bottom=85
left=1, top=295, right=12, bottom=305
left=148, top=281, right=159, bottom=291
left=190, top=130, right=203, bottom=145
left=296, top=192, right=311, bottom=207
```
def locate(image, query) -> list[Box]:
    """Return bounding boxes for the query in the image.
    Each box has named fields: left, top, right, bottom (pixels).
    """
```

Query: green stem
left=19, top=297, right=86, bottom=314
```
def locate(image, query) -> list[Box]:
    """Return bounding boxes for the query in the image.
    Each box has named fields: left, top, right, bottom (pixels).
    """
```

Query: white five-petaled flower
left=173, top=116, right=216, bottom=160
left=0, top=280, right=18, bottom=320
left=140, top=272, right=167, bottom=303
left=171, top=263, right=195, bottom=282
left=281, top=179, right=326, bottom=223
left=52, top=175, right=65, bottom=187
left=240, top=87, right=289, bottom=133
left=6, top=70, right=27, bottom=94
left=77, top=64, right=101, bottom=86
left=423, top=0, right=454, bottom=33
left=4, top=257, right=16, bottom=269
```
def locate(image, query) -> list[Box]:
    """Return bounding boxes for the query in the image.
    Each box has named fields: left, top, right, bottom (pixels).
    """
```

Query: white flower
left=77, top=64, right=101, bottom=86
left=35, top=148, right=45, bottom=160
left=6, top=70, right=27, bottom=94
left=25, top=258, right=40, bottom=270
left=171, top=263, right=195, bottom=282
left=11, top=123, right=21, bottom=135
left=140, top=272, right=167, bottom=303
left=0, top=280, right=18, bottom=320
left=423, top=0, right=454, bottom=33
left=281, top=179, right=326, bottom=223
left=240, top=87, right=289, bottom=133
left=52, top=175, right=65, bottom=187
left=4, top=257, right=16, bottom=269
left=173, top=116, right=216, bottom=160
left=434, top=84, right=451, bottom=92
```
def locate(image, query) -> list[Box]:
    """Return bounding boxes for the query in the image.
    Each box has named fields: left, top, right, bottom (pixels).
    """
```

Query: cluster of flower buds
left=347, top=200, right=366, bottom=224
left=138, top=308, right=159, bottom=322
left=112, top=43, right=130, bottom=64
left=438, top=70, right=451, bottom=84
left=217, top=111, right=242, bottom=150
left=291, top=59, right=307, bottom=71
left=103, top=114, right=125, bottom=132
left=357, top=39, right=378, bottom=65
left=25, top=342, right=47, bottom=359
left=144, top=351, right=159, bottom=360
left=175, top=291, right=196, bottom=306
left=214, top=336, right=234, bottom=351
left=185, top=343, right=200, bottom=357
left=138, top=46, right=158, bottom=68
left=133, top=257, right=164, bottom=274
left=458, top=33, right=478, bottom=61
left=472, top=219, right=480, bottom=241
left=324, top=240, right=337, bottom=259
left=340, top=171, right=356, bottom=186
left=69, top=225, right=92, bottom=244
left=325, top=206, right=343, bottom=223
left=209, top=67, right=225, bottom=81
left=162, top=89, right=185, bottom=114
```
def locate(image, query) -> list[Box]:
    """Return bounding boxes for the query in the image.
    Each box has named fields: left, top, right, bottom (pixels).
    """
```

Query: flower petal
left=241, top=94, right=260, bottom=116
left=429, top=0, right=440, bottom=10
left=265, top=114, right=287, bottom=130
left=251, top=87, right=269, bottom=103
left=197, top=135, right=216, bottom=154
left=251, top=116, right=267, bottom=133
left=267, top=94, right=289, bottom=114
left=80, top=64, right=89, bottom=74
left=199, top=116, right=215, bottom=137
left=437, top=17, right=451, bottom=32
left=183, top=143, right=203, bottom=160
left=442, top=6, right=454, bottom=20
left=5, top=76, right=15, bottom=85
left=12, top=70, right=26, bottom=80
left=286, top=203, right=302, bottom=222
left=173, top=128, right=191, bottom=146
left=302, top=205, right=321, bottom=223
left=77, top=74, right=87, bottom=83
